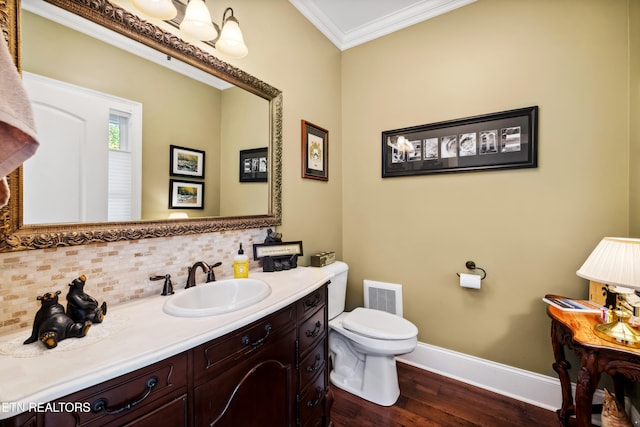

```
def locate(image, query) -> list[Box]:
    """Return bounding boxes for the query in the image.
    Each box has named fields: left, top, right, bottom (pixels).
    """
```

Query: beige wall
left=342, top=0, right=630, bottom=375
left=631, top=0, right=640, bottom=236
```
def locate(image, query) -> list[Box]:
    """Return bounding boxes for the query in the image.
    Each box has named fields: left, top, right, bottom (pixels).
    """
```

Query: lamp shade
left=576, top=237, right=640, bottom=288
left=180, top=0, right=218, bottom=41
left=132, top=0, right=177, bottom=20
left=216, top=17, right=248, bottom=58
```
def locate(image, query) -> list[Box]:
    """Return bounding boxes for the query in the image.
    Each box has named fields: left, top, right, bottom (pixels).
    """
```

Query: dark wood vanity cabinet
left=1, top=353, right=189, bottom=427
left=192, top=303, right=297, bottom=426
left=1, top=284, right=331, bottom=427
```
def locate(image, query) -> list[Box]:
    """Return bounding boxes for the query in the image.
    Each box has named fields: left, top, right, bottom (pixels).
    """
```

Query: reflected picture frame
left=169, top=179, right=204, bottom=209
left=170, top=145, right=205, bottom=178
left=381, top=106, right=538, bottom=177
left=301, top=120, right=329, bottom=181
left=239, top=147, right=268, bottom=183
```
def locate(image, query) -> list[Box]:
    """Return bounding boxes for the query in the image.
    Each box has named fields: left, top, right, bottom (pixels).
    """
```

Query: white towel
left=0, top=38, right=39, bottom=178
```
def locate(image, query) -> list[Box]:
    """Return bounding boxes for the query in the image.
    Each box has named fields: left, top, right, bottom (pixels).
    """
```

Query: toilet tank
left=321, top=261, right=348, bottom=320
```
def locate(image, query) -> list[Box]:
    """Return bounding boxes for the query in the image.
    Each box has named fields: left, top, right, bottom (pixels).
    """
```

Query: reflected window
left=108, top=111, right=136, bottom=221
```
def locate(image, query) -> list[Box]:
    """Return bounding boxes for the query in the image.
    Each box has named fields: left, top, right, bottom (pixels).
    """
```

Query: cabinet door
left=194, top=330, right=296, bottom=427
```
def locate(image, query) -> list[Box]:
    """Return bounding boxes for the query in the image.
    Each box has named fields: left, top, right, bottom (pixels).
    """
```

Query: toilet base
left=329, top=332, right=401, bottom=406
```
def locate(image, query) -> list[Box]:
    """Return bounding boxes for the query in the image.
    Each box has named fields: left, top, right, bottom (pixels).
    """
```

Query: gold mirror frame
left=0, top=0, right=282, bottom=252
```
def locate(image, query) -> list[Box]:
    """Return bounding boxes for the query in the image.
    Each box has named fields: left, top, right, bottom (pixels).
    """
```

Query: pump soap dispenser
left=233, top=243, right=249, bottom=279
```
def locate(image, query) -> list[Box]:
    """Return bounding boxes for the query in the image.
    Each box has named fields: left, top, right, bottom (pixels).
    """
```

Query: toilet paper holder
left=456, top=261, right=487, bottom=280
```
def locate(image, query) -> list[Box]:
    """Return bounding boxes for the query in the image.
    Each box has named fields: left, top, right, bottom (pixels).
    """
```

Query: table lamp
left=576, top=237, right=640, bottom=347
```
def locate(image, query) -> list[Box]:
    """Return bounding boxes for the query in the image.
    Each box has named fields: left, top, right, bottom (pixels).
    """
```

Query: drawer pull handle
left=242, top=323, right=272, bottom=347
left=306, top=387, right=324, bottom=408
left=92, top=376, right=158, bottom=415
left=306, top=321, right=322, bottom=338
left=306, top=354, right=322, bottom=373
left=304, top=294, right=321, bottom=309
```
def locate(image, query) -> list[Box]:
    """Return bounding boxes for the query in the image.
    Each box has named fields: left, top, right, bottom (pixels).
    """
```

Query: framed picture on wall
left=239, top=147, right=268, bottom=182
left=381, top=106, right=538, bottom=177
left=301, top=120, right=329, bottom=181
left=169, top=179, right=204, bottom=209
left=170, top=145, right=205, bottom=178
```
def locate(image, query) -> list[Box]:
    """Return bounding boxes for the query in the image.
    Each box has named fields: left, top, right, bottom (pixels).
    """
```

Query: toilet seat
left=342, top=307, right=417, bottom=340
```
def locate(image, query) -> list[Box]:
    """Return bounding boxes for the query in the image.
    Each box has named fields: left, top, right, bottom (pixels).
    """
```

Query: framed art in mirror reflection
left=170, top=145, right=205, bottom=178
left=169, top=179, right=204, bottom=209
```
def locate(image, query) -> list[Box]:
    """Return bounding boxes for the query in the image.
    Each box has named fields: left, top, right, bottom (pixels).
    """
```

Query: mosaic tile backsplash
left=0, top=228, right=268, bottom=337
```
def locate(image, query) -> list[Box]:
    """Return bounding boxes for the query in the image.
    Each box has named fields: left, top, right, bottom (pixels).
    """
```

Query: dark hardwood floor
left=330, top=362, right=561, bottom=427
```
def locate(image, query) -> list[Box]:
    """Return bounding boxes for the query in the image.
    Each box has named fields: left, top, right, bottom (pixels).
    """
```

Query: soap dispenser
left=233, top=243, right=249, bottom=279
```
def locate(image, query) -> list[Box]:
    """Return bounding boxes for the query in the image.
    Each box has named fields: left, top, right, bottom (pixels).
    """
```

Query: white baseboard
left=396, top=342, right=640, bottom=423
left=396, top=342, right=568, bottom=411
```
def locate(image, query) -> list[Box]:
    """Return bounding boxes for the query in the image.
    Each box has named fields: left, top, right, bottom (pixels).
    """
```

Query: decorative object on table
left=253, top=240, right=303, bottom=272
left=239, top=147, right=268, bottom=182
left=66, top=275, right=107, bottom=324
left=381, top=106, right=538, bottom=178
left=542, top=294, right=603, bottom=314
left=601, top=388, right=632, bottom=427
left=170, top=145, right=205, bottom=178
left=301, top=120, right=328, bottom=181
left=23, top=291, right=91, bottom=349
left=310, top=251, right=335, bottom=267
left=576, top=237, right=640, bottom=347
left=169, top=179, right=204, bottom=209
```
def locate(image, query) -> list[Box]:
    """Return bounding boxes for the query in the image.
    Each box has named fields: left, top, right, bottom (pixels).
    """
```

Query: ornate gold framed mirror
left=0, top=0, right=282, bottom=252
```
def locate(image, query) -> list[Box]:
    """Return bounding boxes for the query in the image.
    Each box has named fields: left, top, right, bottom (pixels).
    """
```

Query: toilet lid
left=342, top=307, right=418, bottom=340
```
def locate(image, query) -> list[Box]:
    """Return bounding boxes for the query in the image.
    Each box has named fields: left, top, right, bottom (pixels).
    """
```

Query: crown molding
left=289, top=0, right=476, bottom=51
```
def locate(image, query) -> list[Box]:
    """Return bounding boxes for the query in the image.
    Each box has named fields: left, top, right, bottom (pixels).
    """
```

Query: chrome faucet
left=185, top=261, right=222, bottom=288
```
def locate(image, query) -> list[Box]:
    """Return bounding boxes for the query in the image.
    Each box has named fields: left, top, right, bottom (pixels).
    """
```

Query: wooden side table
left=548, top=305, right=640, bottom=426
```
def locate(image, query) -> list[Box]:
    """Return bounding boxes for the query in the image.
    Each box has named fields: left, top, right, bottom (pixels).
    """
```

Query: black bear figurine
left=66, top=275, right=107, bottom=324
left=23, top=291, right=92, bottom=349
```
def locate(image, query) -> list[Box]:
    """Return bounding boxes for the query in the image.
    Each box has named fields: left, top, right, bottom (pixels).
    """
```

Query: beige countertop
left=0, top=266, right=331, bottom=420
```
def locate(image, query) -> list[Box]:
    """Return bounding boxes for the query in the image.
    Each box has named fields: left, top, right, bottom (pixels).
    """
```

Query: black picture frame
left=239, top=147, right=268, bottom=183
left=301, top=120, right=329, bottom=181
left=381, top=106, right=538, bottom=177
left=170, top=145, right=205, bottom=178
left=169, top=179, right=204, bottom=209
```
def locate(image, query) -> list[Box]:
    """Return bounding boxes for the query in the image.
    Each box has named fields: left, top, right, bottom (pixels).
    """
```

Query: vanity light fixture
left=132, top=0, right=178, bottom=20
left=132, top=0, right=248, bottom=59
left=576, top=237, right=640, bottom=347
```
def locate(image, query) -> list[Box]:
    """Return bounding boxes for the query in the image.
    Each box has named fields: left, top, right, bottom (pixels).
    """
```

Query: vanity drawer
left=193, top=305, right=295, bottom=379
left=298, top=307, right=326, bottom=356
left=43, top=354, right=187, bottom=427
left=297, top=285, right=327, bottom=318
left=299, top=340, right=326, bottom=391
left=298, top=371, right=327, bottom=427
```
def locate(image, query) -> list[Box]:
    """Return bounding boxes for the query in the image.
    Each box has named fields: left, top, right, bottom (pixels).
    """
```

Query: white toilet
left=321, top=261, right=418, bottom=406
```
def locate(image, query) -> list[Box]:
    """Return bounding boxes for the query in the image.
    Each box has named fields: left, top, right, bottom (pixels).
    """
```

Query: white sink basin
left=163, top=278, right=271, bottom=317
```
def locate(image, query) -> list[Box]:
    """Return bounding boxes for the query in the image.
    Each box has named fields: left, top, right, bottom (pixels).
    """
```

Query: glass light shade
left=132, top=0, right=177, bottom=20
left=180, top=0, right=219, bottom=41
left=215, top=19, right=248, bottom=58
left=576, top=237, right=640, bottom=288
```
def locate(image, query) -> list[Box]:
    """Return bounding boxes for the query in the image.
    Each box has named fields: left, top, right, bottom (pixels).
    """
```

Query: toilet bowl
left=320, top=261, right=418, bottom=406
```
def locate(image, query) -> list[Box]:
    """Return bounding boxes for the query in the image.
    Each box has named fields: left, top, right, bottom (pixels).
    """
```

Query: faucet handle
left=206, top=261, right=222, bottom=282
left=150, top=274, right=174, bottom=296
